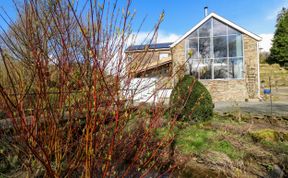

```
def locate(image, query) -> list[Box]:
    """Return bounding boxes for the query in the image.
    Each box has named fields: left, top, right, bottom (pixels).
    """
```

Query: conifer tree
left=268, top=8, right=288, bottom=66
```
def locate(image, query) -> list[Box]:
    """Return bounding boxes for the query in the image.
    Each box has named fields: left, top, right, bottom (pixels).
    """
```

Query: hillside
left=260, top=64, right=288, bottom=87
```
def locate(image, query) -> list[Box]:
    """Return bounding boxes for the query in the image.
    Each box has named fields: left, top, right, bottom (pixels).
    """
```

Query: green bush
left=284, top=62, right=288, bottom=70
left=170, top=75, right=213, bottom=123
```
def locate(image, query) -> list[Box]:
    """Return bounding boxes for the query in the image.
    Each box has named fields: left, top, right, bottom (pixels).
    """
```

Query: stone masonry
left=243, top=34, right=259, bottom=99
left=171, top=34, right=259, bottom=102
left=171, top=40, right=186, bottom=86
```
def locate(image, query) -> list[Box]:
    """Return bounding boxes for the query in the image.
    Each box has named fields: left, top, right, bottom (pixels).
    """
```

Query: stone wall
left=156, top=76, right=174, bottom=89
left=243, top=34, right=259, bottom=99
left=200, top=80, right=248, bottom=102
left=171, top=40, right=186, bottom=86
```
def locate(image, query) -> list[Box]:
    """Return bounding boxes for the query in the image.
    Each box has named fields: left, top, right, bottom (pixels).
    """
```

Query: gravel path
left=215, top=101, right=288, bottom=116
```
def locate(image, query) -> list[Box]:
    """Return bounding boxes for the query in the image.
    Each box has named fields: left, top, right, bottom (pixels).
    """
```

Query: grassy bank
left=157, top=113, right=288, bottom=177
left=260, top=63, right=288, bottom=87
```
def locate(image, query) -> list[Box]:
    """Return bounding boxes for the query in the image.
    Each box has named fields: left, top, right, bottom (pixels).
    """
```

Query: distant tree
left=259, top=51, right=270, bottom=64
left=268, top=7, right=288, bottom=66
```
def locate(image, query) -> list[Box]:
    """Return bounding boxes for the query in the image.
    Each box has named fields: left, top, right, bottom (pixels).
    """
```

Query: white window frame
left=186, top=18, right=244, bottom=80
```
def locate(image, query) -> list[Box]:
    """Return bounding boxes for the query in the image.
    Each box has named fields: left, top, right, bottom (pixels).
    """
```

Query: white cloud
left=128, top=31, right=180, bottom=45
left=259, top=33, right=274, bottom=52
left=157, top=32, right=181, bottom=43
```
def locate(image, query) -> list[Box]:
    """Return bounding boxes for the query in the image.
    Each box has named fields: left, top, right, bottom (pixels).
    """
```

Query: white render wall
left=121, top=78, right=172, bottom=104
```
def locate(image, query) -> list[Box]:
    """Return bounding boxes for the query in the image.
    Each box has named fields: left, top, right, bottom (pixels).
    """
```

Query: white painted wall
left=121, top=78, right=172, bottom=104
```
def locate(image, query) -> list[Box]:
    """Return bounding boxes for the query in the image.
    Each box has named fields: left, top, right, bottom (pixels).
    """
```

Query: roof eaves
left=126, top=42, right=173, bottom=52
left=125, top=48, right=170, bottom=53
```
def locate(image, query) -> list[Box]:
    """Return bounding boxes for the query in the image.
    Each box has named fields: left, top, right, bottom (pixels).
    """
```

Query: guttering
left=125, top=48, right=170, bottom=53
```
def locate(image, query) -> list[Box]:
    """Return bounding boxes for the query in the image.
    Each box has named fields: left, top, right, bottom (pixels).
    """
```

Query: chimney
left=204, top=7, right=208, bottom=17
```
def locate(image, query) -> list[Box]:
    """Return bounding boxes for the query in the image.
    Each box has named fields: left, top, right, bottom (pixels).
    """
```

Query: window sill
left=199, top=78, right=245, bottom=81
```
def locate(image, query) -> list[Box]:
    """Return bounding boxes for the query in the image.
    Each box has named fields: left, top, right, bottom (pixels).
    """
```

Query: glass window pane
left=229, top=35, right=243, bottom=57
left=213, top=18, right=227, bottom=36
left=228, top=26, right=241, bottom=35
left=188, top=59, right=212, bottom=79
left=229, top=58, right=243, bottom=79
left=199, top=59, right=212, bottom=79
left=214, top=58, right=228, bottom=79
left=159, top=53, right=169, bottom=60
left=199, top=19, right=212, bottom=37
left=188, top=38, right=198, bottom=59
left=189, top=30, right=198, bottom=38
left=199, top=38, right=211, bottom=58
left=214, top=36, right=227, bottom=58
left=188, top=59, right=201, bottom=79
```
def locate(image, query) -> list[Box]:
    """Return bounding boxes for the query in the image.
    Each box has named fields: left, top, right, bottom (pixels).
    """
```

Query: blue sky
left=0, top=0, right=287, bottom=51
left=129, top=0, right=288, bottom=51
left=130, top=0, right=288, bottom=35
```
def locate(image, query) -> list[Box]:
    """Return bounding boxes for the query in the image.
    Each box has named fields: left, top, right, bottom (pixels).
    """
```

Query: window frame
left=186, top=18, right=244, bottom=80
left=159, top=52, right=169, bottom=60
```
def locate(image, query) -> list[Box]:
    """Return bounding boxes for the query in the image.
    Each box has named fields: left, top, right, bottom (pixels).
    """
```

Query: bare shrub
left=0, top=0, right=176, bottom=177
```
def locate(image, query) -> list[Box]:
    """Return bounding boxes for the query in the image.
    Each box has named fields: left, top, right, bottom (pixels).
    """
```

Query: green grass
left=250, top=129, right=279, bottom=142
left=176, top=126, right=214, bottom=154
left=155, top=126, right=176, bottom=140
left=175, top=125, right=244, bottom=160
left=261, top=141, right=288, bottom=155
left=260, top=64, right=288, bottom=86
left=155, top=116, right=246, bottom=160
left=211, top=140, right=244, bottom=160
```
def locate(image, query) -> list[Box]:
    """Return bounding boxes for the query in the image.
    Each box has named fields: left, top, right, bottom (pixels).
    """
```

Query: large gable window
left=187, top=18, right=243, bottom=79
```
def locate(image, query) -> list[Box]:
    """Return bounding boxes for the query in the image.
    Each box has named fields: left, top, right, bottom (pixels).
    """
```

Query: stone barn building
left=125, top=11, right=262, bottom=102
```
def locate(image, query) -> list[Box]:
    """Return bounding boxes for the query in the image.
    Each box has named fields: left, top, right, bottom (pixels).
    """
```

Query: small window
left=159, top=53, right=169, bottom=60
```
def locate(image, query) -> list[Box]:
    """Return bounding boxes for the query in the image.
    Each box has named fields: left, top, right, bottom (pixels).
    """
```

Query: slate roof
left=126, top=42, right=172, bottom=52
